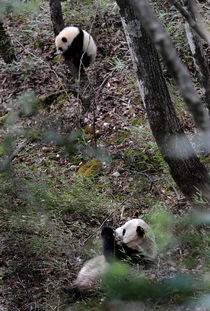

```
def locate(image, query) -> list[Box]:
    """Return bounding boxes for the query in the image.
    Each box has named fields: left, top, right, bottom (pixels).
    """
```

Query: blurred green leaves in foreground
left=102, top=262, right=210, bottom=309
left=100, top=206, right=210, bottom=309
left=1, top=91, right=210, bottom=310
left=0, top=0, right=40, bottom=19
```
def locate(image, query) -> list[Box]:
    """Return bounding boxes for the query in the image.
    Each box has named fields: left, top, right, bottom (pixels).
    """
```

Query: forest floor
left=0, top=0, right=210, bottom=311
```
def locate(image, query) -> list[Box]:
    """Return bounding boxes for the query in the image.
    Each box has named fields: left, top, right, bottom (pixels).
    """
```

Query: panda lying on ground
left=64, top=218, right=157, bottom=300
left=55, top=26, right=97, bottom=72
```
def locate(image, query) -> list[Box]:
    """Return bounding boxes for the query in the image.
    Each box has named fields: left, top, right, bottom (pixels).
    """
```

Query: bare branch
left=171, top=0, right=210, bottom=45
left=126, top=0, right=210, bottom=139
left=182, top=0, right=210, bottom=109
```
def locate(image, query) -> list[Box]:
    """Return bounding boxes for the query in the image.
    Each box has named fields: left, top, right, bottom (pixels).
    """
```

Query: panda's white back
left=82, top=29, right=97, bottom=62
left=75, top=255, right=108, bottom=290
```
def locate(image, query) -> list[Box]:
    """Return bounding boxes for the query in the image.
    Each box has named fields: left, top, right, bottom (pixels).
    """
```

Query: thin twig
left=82, top=198, right=129, bottom=245
left=92, top=97, right=97, bottom=148
left=12, top=38, right=72, bottom=102
left=171, top=0, right=210, bottom=45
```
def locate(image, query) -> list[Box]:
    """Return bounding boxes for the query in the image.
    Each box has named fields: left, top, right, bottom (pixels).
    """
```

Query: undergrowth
left=1, top=0, right=210, bottom=310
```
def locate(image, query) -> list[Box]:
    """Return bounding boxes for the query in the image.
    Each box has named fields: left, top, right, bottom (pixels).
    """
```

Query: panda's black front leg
left=62, top=285, right=82, bottom=301
left=101, top=226, right=128, bottom=262
left=101, top=226, right=115, bottom=262
left=101, top=226, right=154, bottom=267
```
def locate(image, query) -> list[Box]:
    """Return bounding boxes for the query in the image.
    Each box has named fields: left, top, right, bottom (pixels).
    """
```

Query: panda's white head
left=55, top=26, right=80, bottom=54
left=115, top=218, right=157, bottom=259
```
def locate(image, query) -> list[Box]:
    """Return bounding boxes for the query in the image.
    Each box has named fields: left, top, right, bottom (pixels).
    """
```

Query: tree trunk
left=0, top=22, right=17, bottom=64
left=49, top=0, right=65, bottom=36
left=116, top=0, right=210, bottom=202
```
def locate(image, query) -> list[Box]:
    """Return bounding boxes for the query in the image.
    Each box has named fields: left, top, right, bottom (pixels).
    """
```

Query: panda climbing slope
left=55, top=26, right=97, bottom=71
left=64, top=218, right=157, bottom=299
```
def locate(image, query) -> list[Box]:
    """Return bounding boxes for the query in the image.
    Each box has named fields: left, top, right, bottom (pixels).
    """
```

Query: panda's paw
left=62, top=285, right=82, bottom=301
left=101, top=226, right=113, bottom=237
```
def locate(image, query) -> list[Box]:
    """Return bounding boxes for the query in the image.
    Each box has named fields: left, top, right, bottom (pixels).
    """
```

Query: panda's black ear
left=62, top=37, right=67, bottom=42
left=136, top=226, right=145, bottom=237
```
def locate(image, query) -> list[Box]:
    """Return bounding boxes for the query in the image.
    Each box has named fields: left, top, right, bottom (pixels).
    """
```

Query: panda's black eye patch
left=137, top=226, right=145, bottom=237
left=59, top=47, right=63, bottom=52
left=122, top=229, right=126, bottom=236
left=62, top=37, right=67, bottom=43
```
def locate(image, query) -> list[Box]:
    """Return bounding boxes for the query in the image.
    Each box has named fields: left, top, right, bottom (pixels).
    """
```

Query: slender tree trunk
left=116, top=0, right=210, bottom=202
left=49, top=0, right=65, bottom=36
left=0, top=21, right=17, bottom=64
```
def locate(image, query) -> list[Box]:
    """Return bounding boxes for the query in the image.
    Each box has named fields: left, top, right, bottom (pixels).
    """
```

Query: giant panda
left=64, top=218, right=157, bottom=300
left=55, top=26, right=97, bottom=71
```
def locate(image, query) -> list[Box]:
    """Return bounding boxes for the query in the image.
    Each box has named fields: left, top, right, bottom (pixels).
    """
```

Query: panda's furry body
left=64, top=218, right=157, bottom=299
left=55, top=26, right=97, bottom=71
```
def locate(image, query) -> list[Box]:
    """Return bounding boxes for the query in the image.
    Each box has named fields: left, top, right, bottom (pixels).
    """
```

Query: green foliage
left=44, top=129, right=83, bottom=155
left=102, top=263, right=150, bottom=300
left=191, top=293, right=210, bottom=309
left=102, top=263, right=201, bottom=304
left=61, top=175, right=110, bottom=221
left=111, top=57, right=126, bottom=70
left=177, top=212, right=210, bottom=269
left=146, top=206, right=174, bottom=251
left=1, top=209, right=69, bottom=306
left=192, top=190, right=210, bottom=209
left=124, top=125, right=166, bottom=173
left=0, top=112, right=9, bottom=125
left=24, top=128, right=40, bottom=142
left=98, top=0, right=117, bottom=11
left=17, top=91, right=39, bottom=116
left=63, top=0, right=97, bottom=24
left=0, top=0, right=40, bottom=19
left=77, top=158, right=101, bottom=176
left=0, top=135, right=13, bottom=157
left=0, top=91, right=40, bottom=172
left=158, top=10, right=168, bottom=20
left=167, top=21, right=188, bottom=51
left=1, top=1, right=210, bottom=309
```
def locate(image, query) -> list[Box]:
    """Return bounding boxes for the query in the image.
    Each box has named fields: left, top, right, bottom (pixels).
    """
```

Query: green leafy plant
left=0, top=0, right=40, bottom=18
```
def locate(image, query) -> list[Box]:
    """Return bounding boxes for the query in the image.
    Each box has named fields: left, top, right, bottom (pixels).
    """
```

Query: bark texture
left=0, top=21, right=17, bottom=64
left=118, top=0, right=210, bottom=153
left=49, top=0, right=65, bottom=36
left=116, top=0, right=210, bottom=201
